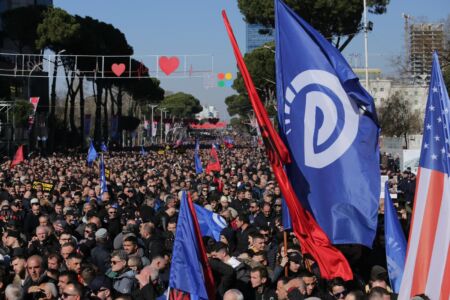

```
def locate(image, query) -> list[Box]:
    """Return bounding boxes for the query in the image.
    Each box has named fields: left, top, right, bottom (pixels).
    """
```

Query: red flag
left=10, top=145, right=24, bottom=169
left=187, top=193, right=216, bottom=300
left=205, top=145, right=221, bottom=174
left=222, top=10, right=352, bottom=280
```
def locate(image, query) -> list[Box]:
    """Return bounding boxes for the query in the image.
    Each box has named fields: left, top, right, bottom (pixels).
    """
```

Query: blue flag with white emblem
left=194, top=204, right=227, bottom=241
left=275, top=0, right=380, bottom=247
left=383, top=181, right=406, bottom=293
left=87, top=141, right=98, bottom=167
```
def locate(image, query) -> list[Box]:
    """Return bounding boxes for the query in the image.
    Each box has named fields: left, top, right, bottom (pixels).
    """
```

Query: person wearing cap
left=106, top=250, right=137, bottom=295
left=91, top=228, right=111, bottom=273
left=89, top=275, right=113, bottom=300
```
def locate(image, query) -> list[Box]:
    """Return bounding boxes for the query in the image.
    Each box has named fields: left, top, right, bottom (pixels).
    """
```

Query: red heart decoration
left=111, top=63, right=126, bottom=77
left=159, top=56, right=179, bottom=76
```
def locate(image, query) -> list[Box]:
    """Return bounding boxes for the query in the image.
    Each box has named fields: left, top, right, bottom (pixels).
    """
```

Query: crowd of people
left=0, top=144, right=427, bottom=300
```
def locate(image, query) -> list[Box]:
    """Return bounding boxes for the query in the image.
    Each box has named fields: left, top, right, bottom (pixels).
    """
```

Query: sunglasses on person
left=110, top=260, right=122, bottom=265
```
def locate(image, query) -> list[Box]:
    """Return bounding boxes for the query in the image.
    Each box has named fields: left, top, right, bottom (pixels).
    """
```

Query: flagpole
left=283, top=231, right=288, bottom=277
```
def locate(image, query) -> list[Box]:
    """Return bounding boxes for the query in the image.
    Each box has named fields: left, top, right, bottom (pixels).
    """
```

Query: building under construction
left=409, top=23, right=445, bottom=80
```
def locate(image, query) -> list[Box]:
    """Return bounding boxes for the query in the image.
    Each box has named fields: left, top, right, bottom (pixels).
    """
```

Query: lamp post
left=28, top=62, right=43, bottom=100
left=363, top=0, right=369, bottom=89
left=148, top=104, right=157, bottom=143
left=156, top=108, right=166, bottom=144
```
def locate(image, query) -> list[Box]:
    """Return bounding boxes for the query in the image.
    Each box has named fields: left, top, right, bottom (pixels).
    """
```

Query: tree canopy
left=225, top=42, right=276, bottom=119
left=160, top=92, right=202, bottom=118
left=237, top=0, right=390, bottom=51
left=1, top=5, right=47, bottom=53
left=379, top=92, right=421, bottom=148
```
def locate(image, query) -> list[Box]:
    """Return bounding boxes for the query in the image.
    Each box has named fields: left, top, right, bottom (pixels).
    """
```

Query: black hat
left=6, top=230, right=21, bottom=240
left=288, top=252, right=303, bottom=264
left=89, top=276, right=112, bottom=293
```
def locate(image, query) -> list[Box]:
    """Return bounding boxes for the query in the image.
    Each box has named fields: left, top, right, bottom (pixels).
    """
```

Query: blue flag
left=100, top=154, right=107, bottom=196
left=281, top=197, right=292, bottom=231
left=87, top=141, right=98, bottom=167
left=194, top=204, right=227, bottom=241
left=275, top=0, right=380, bottom=247
left=194, top=140, right=203, bottom=174
left=169, top=191, right=209, bottom=299
left=100, top=142, right=108, bottom=152
left=384, top=182, right=406, bottom=293
left=140, top=145, right=147, bottom=156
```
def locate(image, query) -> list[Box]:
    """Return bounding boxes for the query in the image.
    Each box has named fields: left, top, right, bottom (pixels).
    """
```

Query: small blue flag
left=140, top=145, right=147, bottom=156
left=194, top=204, right=227, bottom=241
left=384, top=181, right=406, bottom=293
left=100, top=142, right=108, bottom=152
left=169, top=191, right=209, bottom=299
left=194, top=140, right=203, bottom=174
left=100, top=154, right=107, bottom=196
left=275, top=0, right=380, bottom=247
left=281, top=197, right=292, bottom=231
left=87, top=141, right=98, bottom=167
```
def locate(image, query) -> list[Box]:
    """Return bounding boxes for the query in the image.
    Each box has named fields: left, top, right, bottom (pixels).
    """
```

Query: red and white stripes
left=399, top=168, right=450, bottom=300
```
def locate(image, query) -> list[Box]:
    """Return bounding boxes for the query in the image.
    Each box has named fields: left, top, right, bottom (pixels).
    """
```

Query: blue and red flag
left=399, top=52, right=450, bottom=300
left=223, top=136, right=234, bottom=149
left=275, top=0, right=380, bottom=247
left=223, top=6, right=352, bottom=280
left=169, top=191, right=215, bottom=300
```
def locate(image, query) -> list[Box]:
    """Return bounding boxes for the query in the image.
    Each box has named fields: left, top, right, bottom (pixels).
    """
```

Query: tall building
left=409, top=23, right=444, bottom=80
left=246, top=23, right=274, bottom=53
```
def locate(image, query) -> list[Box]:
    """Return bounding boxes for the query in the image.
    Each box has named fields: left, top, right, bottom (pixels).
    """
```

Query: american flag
left=399, top=52, right=450, bottom=300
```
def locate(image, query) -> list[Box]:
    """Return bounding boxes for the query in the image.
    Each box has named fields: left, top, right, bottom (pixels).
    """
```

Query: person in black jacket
left=250, top=266, right=277, bottom=300
left=234, top=213, right=257, bottom=255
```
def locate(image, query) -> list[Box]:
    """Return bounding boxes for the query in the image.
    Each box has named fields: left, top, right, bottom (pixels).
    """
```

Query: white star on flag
left=426, top=124, right=432, bottom=130
left=437, top=117, right=442, bottom=123
left=424, top=143, right=429, bottom=149
left=432, top=87, right=438, bottom=93
left=429, top=105, right=435, bottom=111
left=441, top=147, right=446, bottom=154
left=431, top=154, right=437, bottom=160
left=435, top=136, right=440, bottom=141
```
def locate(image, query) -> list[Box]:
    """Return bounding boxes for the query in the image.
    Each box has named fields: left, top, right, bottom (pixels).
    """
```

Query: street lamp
left=28, top=62, right=43, bottom=99
left=363, top=0, right=369, bottom=89
left=148, top=104, right=158, bottom=143
left=156, top=107, right=167, bottom=144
